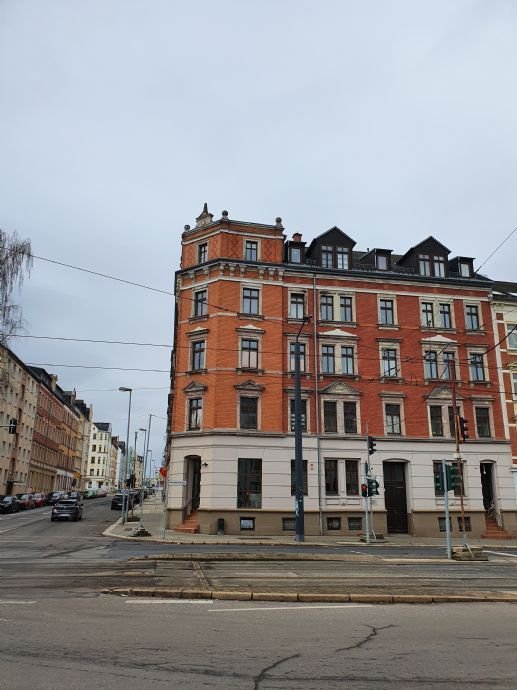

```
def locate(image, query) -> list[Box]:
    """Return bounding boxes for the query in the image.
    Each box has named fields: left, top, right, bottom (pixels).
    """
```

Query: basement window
left=457, top=516, right=471, bottom=531
left=282, top=517, right=296, bottom=531
left=347, top=517, right=362, bottom=531
left=438, top=517, right=452, bottom=532
left=326, top=517, right=341, bottom=531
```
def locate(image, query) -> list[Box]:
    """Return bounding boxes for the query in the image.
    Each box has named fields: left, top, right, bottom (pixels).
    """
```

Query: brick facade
left=166, top=206, right=517, bottom=537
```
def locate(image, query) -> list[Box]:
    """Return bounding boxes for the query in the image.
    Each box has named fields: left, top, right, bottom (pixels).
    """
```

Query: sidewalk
left=104, top=495, right=517, bottom=549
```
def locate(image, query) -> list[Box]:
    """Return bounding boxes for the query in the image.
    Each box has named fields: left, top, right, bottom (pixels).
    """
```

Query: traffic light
left=446, top=464, right=461, bottom=491
left=434, top=466, right=444, bottom=494
left=8, top=418, right=17, bottom=434
left=367, top=478, right=380, bottom=496
left=459, top=417, right=469, bottom=443
left=367, top=436, right=377, bottom=455
left=361, top=483, right=368, bottom=498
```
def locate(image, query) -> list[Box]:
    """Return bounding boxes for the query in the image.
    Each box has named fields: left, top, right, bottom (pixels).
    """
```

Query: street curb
left=102, top=587, right=517, bottom=604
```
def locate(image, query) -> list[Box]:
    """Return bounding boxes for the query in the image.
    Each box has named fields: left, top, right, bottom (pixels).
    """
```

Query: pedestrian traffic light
left=8, top=418, right=17, bottom=434
left=367, top=478, right=380, bottom=496
left=434, top=467, right=444, bottom=494
left=446, top=464, right=461, bottom=491
left=459, top=417, right=469, bottom=443
left=361, top=483, right=368, bottom=498
left=367, top=435, right=377, bottom=455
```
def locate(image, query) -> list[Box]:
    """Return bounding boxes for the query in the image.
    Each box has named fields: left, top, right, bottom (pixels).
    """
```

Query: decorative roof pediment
left=426, top=384, right=464, bottom=400
left=236, top=323, right=265, bottom=334
left=421, top=334, right=457, bottom=344
left=234, top=379, right=265, bottom=392
left=195, top=202, right=214, bottom=229
left=319, top=328, right=357, bottom=339
left=320, top=381, right=361, bottom=396
left=184, top=381, right=207, bottom=393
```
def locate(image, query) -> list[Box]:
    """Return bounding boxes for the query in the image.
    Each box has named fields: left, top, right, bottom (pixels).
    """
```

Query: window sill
left=236, top=368, right=264, bottom=375
left=317, top=320, right=357, bottom=328
left=380, top=377, right=404, bottom=384
left=238, top=313, right=264, bottom=320
left=286, top=317, right=309, bottom=324
left=189, top=315, right=208, bottom=322
left=187, top=369, right=207, bottom=375
left=378, top=323, right=400, bottom=329
left=469, top=380, right=491, bottom=386
left=465, top=329, right=486, bottom=335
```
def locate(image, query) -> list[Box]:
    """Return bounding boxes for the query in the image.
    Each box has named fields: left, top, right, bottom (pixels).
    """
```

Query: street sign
left=168, top=479, right=187, bottom=486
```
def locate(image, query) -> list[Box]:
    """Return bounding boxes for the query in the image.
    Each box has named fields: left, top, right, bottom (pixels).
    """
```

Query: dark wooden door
left=191, top=459, right=201, bottom=511
left=383, top=462, right=408, bottom=533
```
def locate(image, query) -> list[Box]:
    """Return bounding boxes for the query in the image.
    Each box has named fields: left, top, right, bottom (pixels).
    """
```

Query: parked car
left=33, top=492, right=47, bottom=508
left=17, top=493, right=35, bottom=510
left=0, top=495, right=22, bottom=514
left=46, top=491, right=65, bottom=505
left=111, top=492, right=133, bottom=510
left=83, top=489, right=97, bottom=499
left=51, top=497, right=83, bottom=522
left=96, top=488, right=107, bottom=498
left=64, top=491, right=83, bottom=503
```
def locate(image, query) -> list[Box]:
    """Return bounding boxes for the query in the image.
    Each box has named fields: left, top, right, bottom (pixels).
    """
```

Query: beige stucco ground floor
left=166, top=432, right=517, bottom=538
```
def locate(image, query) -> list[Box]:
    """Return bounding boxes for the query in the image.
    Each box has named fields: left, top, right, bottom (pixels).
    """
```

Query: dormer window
left=290, top=246, right=301, bottom=263
left=419, top=254, right=446, bottom=277
left=321, top=245, right=333, bottom=268
left=376, top=255, right=388, bottom=270
left=459, top=261, right=471, bottom=278
left=336, top=247, right=349, bottom=270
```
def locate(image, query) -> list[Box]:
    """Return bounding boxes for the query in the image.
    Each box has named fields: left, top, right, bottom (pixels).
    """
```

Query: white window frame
left=422, top=346, right=459, bottom=381
left=193, top=287, right=208, bottom=317
left=186, top=396, right=203, bottom=431
left=383, top=401, right=404, bottom=436
left=321, top=397, right=361, bottom=434
left=464, top=302, right=482, bottom=331
left=468, top=349, right=486, bottom=382
left=474, top=405, right=492, bottom=439
left=320, top=340, right=357, bottom=376
left=244, top=239, right=260, bottom=262
left=289, top=291, right=306, bottom=319
left=240, top=338, right=259, bottom=370
left=379, top=343, right=400, bottom=379
left=378, top=296, right=397, bottom=326
left=506, top=324, right=517, bottom=350
left=241, top=285, right=261, bottom=316
left=197, top=242, right=208, bottom=264
left=420, top=299, right=455, bottom=329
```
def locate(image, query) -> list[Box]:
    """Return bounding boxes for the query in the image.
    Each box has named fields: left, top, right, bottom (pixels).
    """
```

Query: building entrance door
left=480, top=463, right=494, bottom=511
left=188, top=457, right=201, bottom=512
left=383, top=462, right=408, bottom=533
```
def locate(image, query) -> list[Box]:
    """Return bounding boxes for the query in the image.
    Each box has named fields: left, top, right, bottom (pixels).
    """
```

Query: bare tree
left=0, top=229, right=33, bottom=346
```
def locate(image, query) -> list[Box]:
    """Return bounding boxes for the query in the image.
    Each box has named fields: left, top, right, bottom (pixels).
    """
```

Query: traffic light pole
left=442, top=459, right=452, bottom=560
left=364, top=462, right=370, bottom=545
left=451, top=362, right=468, bottom=548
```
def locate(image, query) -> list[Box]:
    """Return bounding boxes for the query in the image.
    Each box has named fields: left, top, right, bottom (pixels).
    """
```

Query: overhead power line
left=26, top=362, right=169, bottom=372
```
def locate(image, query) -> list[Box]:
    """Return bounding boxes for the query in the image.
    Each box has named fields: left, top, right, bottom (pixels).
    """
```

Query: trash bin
left=217, top=518, right=225, bottom=535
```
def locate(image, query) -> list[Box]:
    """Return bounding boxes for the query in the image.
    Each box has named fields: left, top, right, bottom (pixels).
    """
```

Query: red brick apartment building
left=165, top=205, right=516, bottom=537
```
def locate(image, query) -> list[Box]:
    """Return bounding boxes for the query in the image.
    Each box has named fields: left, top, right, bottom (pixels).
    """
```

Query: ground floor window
left=237, top=458, right=262, bottom=508
left=325, top=459, right=338, bottom=495
left=282, top=517, right=296, bottom=531
left=345, top=459, right=359, bottom=496
left=348, top=516, right=362, bottom=530
left=457, top=516, right=471, bottom=531
left=327, top=517, right=341, bottom=530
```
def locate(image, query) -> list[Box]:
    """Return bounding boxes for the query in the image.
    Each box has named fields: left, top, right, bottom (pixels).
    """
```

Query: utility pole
left=294, top=317, right=309, bottom=542
left=442, top=459, right=452, bottom=559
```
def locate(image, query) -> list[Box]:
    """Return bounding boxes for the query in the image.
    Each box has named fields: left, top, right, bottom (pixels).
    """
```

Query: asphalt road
left=1, top=499, right=517, bottom=599
left=0, top=596, right=515, bottom=689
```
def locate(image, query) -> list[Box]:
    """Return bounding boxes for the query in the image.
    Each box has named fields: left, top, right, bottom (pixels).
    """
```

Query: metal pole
left=119, top=388, right=132, bottom=526
left=138, top=426, right=148, bottom=526
left=139, top=415, right=153, bottom=527
left=443, top=459, right=452, bottom=559
left=451, top=361, right=468, bottom=547
left=364, top=460, right=370, bottom=544
left=294, top=338, right=305, bottom=542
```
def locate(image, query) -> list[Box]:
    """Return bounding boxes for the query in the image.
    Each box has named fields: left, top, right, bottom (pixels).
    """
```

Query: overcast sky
left=1, top=0, right=516, bottom=463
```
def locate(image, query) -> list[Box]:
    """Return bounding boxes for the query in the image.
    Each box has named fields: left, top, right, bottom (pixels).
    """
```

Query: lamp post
left=118, top=387, right=132, bottom=525
left=138, top=427, right=147, bottom=524
left=294, top=317, right=309, bottom=542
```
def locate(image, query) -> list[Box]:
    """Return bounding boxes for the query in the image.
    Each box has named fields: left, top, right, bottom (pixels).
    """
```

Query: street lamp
left=119, top=387, right=132, bottom=525
left=294, top=317, right=309, bottom=542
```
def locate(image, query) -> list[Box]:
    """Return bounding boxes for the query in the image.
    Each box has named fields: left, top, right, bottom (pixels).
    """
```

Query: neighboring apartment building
left=166, top=205, right=516, bottom=538
left=86, top=422, right=114, bottom=491
left=0, top=345, right=38, bottom=495
left=29, top=368, right=88, bottom=493
left=492, top=282, right=517, bottom=503
left=73, top=398, right=93, bottom=490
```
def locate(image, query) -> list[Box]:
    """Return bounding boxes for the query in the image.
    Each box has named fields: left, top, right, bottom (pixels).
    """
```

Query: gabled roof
left=307, top=226, right=357, bottom=254
left=396, top=236, right=450, bottom=265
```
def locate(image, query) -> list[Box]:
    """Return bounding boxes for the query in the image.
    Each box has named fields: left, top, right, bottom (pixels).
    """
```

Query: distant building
left=0, top=345, right=38, bottom=495
left=86, top=422, right=114, bottom=491
left=165, top=205, right=516, bottom=538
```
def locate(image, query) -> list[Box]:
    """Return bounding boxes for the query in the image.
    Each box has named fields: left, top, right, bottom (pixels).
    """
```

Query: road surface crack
left=253, top=653, right=301, bottom=690
left=336, top=624, right=395, bottom=652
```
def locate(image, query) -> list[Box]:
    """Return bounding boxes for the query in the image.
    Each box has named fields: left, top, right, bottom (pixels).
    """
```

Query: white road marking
left=0, top=600, right=37, bottom=605
left=485, top=551, right=517, bottom=558
left=125, top=599, right=213, bottom=604
left=208, top=604, right=374, bottom=612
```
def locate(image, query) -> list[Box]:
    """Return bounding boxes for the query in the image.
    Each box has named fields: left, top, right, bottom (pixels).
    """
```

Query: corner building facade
left=166, top=205, right=517, bottom=538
